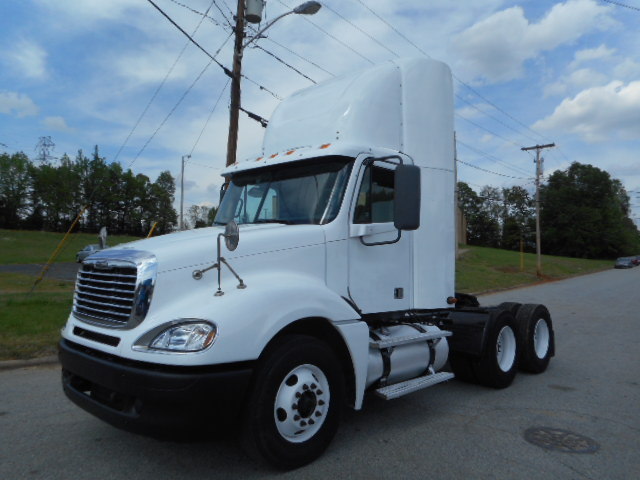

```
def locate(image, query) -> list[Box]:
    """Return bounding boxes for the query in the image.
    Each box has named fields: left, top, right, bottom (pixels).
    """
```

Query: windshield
left=215, top=156, right=353, bottom=226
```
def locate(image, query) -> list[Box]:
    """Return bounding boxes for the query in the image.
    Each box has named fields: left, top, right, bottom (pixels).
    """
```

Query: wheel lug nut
left=311, top=383, right=317, bottom=389
left=292, top=404, right=297, bottom=410
left=309, top=419, right=315, bottom=425
left=315, top=411, right=322, bottom=417
left=295, top=392, right=301, bottom=398
left=316, top=390, right=323, bottom=395
left=318, top=400, right=325, bottom=406
left=300, top=421, right=307, bottom=427
left=303, top=384, right=309, bottom=390
left=294, top=415, right=300, bottom=421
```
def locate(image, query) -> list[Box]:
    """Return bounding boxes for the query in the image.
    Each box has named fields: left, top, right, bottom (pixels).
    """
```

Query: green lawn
left=0, top=229, right=141, bottom=264
left=456, top=245, right=611, bottom=294
left=0, top=272, right=75, bottom=360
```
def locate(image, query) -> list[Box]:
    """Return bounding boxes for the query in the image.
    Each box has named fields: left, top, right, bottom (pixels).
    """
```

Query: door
left=348, top=157, right=412, bottom=314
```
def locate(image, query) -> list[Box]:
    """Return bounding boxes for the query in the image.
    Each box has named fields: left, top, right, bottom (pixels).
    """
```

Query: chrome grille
left=73, top=250, right=157, bottom=329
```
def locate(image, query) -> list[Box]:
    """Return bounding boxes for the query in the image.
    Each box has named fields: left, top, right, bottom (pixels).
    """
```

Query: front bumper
left=59, top=339, right=254, bottom=436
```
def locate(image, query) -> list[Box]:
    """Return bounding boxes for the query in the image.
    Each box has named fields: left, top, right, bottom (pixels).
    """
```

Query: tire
left=498, top=302, right=521, bottom=316
left=515, top=304, right=553, bottom=373
left=473, top=309, right=519, bottom=389
left=241, top=335, right=344, bottom=470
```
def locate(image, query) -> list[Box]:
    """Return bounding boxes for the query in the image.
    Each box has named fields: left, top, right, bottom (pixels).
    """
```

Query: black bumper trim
left=59, top=339, right=254, bottom=436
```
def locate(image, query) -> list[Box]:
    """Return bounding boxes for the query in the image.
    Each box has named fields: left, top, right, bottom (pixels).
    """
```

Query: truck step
left=375, top=372, right=455, bottom=400
left=370, top=330, right=452, bottom=349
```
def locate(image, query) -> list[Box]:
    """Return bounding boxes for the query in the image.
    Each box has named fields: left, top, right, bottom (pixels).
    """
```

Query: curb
left=0, top=355, right=59, bottom=371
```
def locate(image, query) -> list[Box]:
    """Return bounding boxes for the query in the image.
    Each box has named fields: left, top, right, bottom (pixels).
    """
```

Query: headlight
left=148, top=322, right=217, bottom=352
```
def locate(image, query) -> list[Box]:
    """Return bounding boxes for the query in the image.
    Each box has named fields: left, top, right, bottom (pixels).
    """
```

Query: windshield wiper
left=252, top=219, right=296, bottom=225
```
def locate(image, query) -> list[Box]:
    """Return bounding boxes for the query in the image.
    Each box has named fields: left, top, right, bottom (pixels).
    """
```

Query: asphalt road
left=1, top=267, right=638, bottom=479
left=0, top=262, right=80, bottom=281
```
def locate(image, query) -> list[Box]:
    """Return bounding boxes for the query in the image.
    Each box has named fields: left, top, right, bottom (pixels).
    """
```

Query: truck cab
left=59, top=58, right=554, bottom=469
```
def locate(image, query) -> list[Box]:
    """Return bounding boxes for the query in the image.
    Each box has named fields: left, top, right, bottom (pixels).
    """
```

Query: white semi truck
left=59, top=58, right=555, bottom=469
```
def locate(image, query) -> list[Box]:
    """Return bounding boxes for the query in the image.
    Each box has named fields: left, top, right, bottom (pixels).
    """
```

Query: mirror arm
left=215, top=233, right=224, bottom=296
left=220, top=257, right=246, bottom=289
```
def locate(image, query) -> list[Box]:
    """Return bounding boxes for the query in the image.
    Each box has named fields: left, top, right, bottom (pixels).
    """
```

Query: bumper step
left=375, top=372, right=455, bottom=400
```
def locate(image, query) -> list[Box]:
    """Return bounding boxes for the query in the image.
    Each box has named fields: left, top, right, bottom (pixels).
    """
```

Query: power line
left=322, top=2, right=400, bottom=58
left=113, top=1, right=219, bottom=165
left=350, top=0, right=550, bottom=144
left=146, top=0, right=282, bottom=100
left=278, top=0, right=374, bottom=64
left=455, top=113, right=532, bottom=154
left=600, top=0, right=640, bottom=12
left=189, top=79, right=230, bottom=157
left=130, top=60, right=215, bottom=166
left=455, top=94, right=540, bottom=144
left=457, top=139, right=532, bottom=177
left=261, top=36, right=335, bottom=77
left=167, top=0, right=226, bottom=27
left=252, top=44, right=316, bottom=83
left=456, top=159, right=530, bottom=180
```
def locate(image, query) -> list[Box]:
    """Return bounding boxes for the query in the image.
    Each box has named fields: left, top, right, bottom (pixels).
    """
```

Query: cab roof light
left=319, top=143, right=332, bottom=149
left=269, top=153, right=279, bottom=159
left=286, top=150, right=296, bottom=155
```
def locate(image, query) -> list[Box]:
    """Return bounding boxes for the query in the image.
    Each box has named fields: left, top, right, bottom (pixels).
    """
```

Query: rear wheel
left=515, top=304, right=553, bottom=373
left=473, top=309, right=519, bottom=389
left=241, top=335, right=344, bottom=470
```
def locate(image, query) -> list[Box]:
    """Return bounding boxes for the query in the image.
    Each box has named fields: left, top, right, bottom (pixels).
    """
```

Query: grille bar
left=73, top=251, right=156, bottom=329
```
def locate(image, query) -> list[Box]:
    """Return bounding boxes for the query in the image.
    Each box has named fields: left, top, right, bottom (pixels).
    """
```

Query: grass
left=0, top=230, right=614, bottom=361
left=456, top=245, right=612, bottom=294
left=0, top=272, right=74, bottom=360
left=0, top=229, right=141, bottom=264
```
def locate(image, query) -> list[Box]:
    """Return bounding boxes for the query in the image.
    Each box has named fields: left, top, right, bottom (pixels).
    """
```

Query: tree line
left=457, top=162, right=640, bottom=259
left=2, top=150, right=637, bottom=258
left=0, top=147, right=178, bottom=236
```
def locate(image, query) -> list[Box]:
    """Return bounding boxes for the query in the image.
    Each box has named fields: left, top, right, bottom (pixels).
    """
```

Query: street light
left=225, top=1, right=322, bottom=168
left=243, top=1, right=321, bottom=49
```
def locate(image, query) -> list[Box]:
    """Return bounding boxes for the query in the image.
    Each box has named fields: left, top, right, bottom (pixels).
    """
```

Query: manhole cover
left=524, top=427, right=599, bottom=453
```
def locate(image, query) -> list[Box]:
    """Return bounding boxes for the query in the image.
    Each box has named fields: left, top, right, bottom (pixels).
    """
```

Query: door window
left=354, top=165, right=394, bottom=224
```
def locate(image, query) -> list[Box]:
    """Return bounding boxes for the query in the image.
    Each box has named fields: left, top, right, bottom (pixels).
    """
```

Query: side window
left=354, top=164, right=394, bottom=224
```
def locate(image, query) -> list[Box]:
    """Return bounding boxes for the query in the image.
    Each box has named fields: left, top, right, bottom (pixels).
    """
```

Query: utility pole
left=180, top=154, right=191, bottom=230
left=521, top=143, right=555, bottom=277
left=224, top=2, right=319, bottom=168
left=226, top=0, right=247, bottom=168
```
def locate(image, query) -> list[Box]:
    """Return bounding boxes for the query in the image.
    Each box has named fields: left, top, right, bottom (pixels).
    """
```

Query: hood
left=108, top=224, right=326, bottom=274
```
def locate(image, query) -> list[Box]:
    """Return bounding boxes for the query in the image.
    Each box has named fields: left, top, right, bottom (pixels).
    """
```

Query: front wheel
left=241, top=335, right=344, bottom=470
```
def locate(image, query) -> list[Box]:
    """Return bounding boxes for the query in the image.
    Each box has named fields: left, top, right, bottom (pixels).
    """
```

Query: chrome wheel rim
left=274, top=364, right=330, bottom=443
left=496, top=326, right=517, bottom=372
left=533, top=318, right=550, bottom=359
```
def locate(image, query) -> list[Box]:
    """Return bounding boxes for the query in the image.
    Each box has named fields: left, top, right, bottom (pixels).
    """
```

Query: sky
left=1, top=0, right=639, bottom=226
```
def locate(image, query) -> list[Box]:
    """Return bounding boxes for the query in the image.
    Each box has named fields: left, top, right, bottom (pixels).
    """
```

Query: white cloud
left=544, top=67, right=609, bottom=97
left=0, top=91, right=39, bottom=117
left=43, top=116, right=73, bottom=132
left=452, top=0, right=614, bottom=83
left=8, top=39, right=48, bottom=79
left=569, top=44, right=616, bottom=69
left=534, top=81, right=640, bottom=142
left=613, top=58, right=640, bottom=81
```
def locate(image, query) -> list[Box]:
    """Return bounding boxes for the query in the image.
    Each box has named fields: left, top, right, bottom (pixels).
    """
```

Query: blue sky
left=1, top=0, right=639, bottom=225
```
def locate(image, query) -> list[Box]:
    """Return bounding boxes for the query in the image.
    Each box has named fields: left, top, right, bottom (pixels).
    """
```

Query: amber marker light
left=319, top=143, right=331, bottom=149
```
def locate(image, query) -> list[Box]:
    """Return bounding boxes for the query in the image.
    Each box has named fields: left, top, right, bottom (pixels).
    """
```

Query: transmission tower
left=35, top=136, right=55, bottom=164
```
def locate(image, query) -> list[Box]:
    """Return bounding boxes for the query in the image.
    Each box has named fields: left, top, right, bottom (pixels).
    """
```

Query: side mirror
left=394, top=164, right=421, bottom=231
